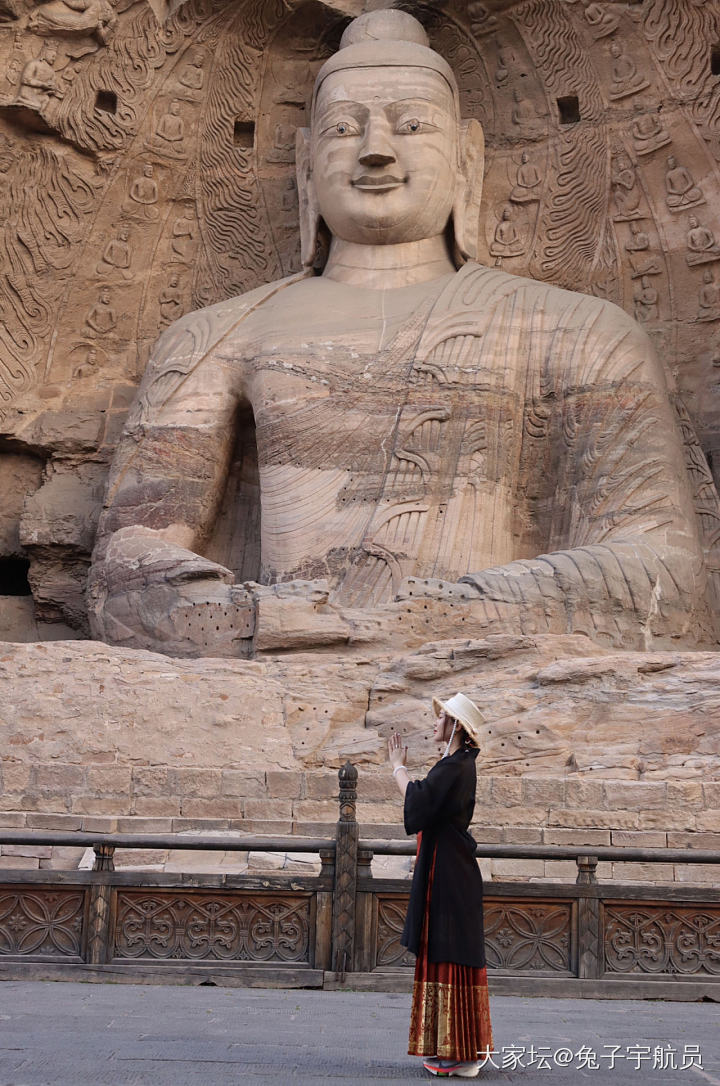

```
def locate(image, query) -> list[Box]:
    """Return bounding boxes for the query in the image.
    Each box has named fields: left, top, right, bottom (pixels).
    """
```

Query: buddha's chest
left=229, top=283, right=525, bottom=478
left=242, top=342, right=516, bottom=493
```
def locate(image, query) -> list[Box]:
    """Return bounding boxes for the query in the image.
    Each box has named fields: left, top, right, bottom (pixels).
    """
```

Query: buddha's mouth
left=351, top=173, right=407, bottom=192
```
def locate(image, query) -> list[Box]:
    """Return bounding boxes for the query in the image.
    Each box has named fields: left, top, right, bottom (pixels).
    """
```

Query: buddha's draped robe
left=91, top=263, right=714, bottom=649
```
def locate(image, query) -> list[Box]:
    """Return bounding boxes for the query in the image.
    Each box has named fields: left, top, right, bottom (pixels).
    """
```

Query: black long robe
left=401, top=747, right=486, bottom=968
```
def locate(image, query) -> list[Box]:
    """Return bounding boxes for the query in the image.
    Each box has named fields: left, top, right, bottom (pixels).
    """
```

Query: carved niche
left=3, top=0, right=720, bottom=636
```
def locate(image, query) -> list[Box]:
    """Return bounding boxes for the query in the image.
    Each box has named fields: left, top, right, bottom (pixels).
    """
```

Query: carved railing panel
left=604, top=903, right=720, bottom=976
left=375, top=894, right=414, bottom=969
left=112, top=891, right=312, bottom=963
left=374, top=894, right=573, bottom=974
left=483, top=901, right=573, bottom=973
left=0, top=888, right=85, bottom=959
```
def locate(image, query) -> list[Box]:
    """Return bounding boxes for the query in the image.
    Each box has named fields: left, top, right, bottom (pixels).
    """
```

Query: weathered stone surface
left=21, top=462, right=104, bottom=551
left=0, top=454, right=43, bottom=556
left=0, top=640, right=295, bottom=772
left=0, top=598, right=40, bottom=643
left=1, top=637, right=719, bottom=830
left=369, top=635, right=720, bottom=779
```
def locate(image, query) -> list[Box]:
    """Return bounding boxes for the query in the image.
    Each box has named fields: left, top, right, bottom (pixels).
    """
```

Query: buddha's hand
left=88, top=526, right=253, bottom=657
left=94, top=526, right=234, bottom=593
left=395, top=560, right=569, bottom=638
left=392, top=572, right=533, bottom=639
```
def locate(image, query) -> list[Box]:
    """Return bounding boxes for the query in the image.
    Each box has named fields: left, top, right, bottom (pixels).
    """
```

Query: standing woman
left=388, top=692, right=493, bottom=1079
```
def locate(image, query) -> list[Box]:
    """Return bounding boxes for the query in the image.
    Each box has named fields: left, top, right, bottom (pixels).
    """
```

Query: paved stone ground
left=0, top=982, right=718, bottom=1085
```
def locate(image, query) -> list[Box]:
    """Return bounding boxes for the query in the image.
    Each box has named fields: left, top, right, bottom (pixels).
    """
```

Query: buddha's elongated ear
left=452, top=119, right=485, bottom=264
left=296, top=127, right=321, bottom=268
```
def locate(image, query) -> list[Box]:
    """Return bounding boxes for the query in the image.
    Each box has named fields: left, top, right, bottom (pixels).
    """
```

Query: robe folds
left=401, top=747, right=486, bottom=968
left=93, top=261, right=716, bottom=653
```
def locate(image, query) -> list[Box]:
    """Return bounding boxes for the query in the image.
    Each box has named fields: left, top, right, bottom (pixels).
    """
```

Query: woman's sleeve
left=404, top=758, right=461, bottom=835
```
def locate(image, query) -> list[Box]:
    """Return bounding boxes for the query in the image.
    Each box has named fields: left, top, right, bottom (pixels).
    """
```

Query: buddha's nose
left=359, top=149, right=396, bottom=167
left=358, top=117, right=396, bottom=168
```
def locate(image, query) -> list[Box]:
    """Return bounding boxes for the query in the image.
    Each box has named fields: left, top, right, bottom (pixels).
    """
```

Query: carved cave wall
left=2, top=0, right=720, bottom=638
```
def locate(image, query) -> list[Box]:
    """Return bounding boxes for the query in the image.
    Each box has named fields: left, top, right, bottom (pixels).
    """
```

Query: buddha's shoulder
left=459, top=263, right=641, bottom=339
left=152, top=273, right=307, bottom=355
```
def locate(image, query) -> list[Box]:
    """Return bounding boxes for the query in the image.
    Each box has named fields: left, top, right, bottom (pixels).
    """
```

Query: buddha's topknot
left=339, top=10, right=429, bottom=50
left=312, top=5, right=459, bottom=129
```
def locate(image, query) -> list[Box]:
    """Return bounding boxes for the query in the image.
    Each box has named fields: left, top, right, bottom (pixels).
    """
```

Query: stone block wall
left=1, top=640, right=718, bottom=884
left=1, top=769, right=718, bottom=883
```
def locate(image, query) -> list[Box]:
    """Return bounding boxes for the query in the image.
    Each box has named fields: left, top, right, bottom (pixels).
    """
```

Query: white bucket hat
left=432, top=691, right=485, bottom=746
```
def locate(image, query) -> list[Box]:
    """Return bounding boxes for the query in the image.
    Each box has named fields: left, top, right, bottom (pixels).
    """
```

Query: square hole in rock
left=0, top=557, right=31, bottom=596
left=233, top=119, right=255, bottom=148
left=712, top=46, right=720, bottom=77
left=95, top=89, right=117, bottom=114
left=557, top=95, right=581, bottom=125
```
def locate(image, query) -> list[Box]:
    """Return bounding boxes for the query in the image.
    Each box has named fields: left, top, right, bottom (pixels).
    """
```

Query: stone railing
left=0, top=763, right=718, bottom=999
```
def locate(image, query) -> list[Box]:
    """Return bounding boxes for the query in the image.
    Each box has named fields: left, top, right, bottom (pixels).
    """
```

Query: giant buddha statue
left=88, top=10, right=717, bottom=659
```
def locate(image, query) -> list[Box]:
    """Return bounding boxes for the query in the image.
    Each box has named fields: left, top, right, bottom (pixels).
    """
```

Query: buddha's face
left=311, top=65, right=457, bottom=246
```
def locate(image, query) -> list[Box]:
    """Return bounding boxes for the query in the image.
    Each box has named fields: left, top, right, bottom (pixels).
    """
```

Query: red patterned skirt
left=408, top=845, right=493, bottom=1062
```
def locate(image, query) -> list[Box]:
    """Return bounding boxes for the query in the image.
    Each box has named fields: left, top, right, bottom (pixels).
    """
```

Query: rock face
left=369, top=635, right=720, bottom=781
left=1, top=636, right=718, bottom=814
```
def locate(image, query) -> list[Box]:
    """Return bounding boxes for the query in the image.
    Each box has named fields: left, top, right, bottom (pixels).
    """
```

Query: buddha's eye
left=335, top=120, right=359, bottom=136
left=398, top=117, right=424, bottom=134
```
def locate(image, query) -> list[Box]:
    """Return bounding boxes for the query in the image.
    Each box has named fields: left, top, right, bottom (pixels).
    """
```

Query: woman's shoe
left=423, top=1058, right=480, bottom=1078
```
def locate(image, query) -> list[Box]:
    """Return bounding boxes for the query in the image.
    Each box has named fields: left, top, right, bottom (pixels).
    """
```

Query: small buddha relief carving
left=698, top=270, right=720, bottom=322
left=123, top=163, right=159, bottom=221
left=583, top=2, right=619, bottom=39
left=468, top=2, right=498, bottom=37
left=608, top=41, right=649, bottom=101
left=158, top=273, right=183, bottom=328
left=493, top=38, right=516, bottom=88
left=633, top=275, right=659, bottom=323
left=611, top=153, right=642, bottom=221
left=170, top=206, right=195, bottom=263
left=509, top=152, right=541, bottom=203
left=665, top=155, right=704, bottom=212
left=96, top=225, right=133, bottom=281
left=147, top=101, right=187, bottom=160
left=177, top=47, right=205, bottom=99
left=632, top=111, right=671, bottom=157
left=15, top=42, right=64, bottom=118
left=686, top=217, right=720, bottom=267
left=72, top=344, right=101, bottom=380
left=85, top=286, right=117, bottom=336
left=625, top=223, right=661, bottom=279
left=490, top=205, right=526, bottom=262
left=267, top=121, right=298, bottom=164
left=510, top=86, right=539, bottom=130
